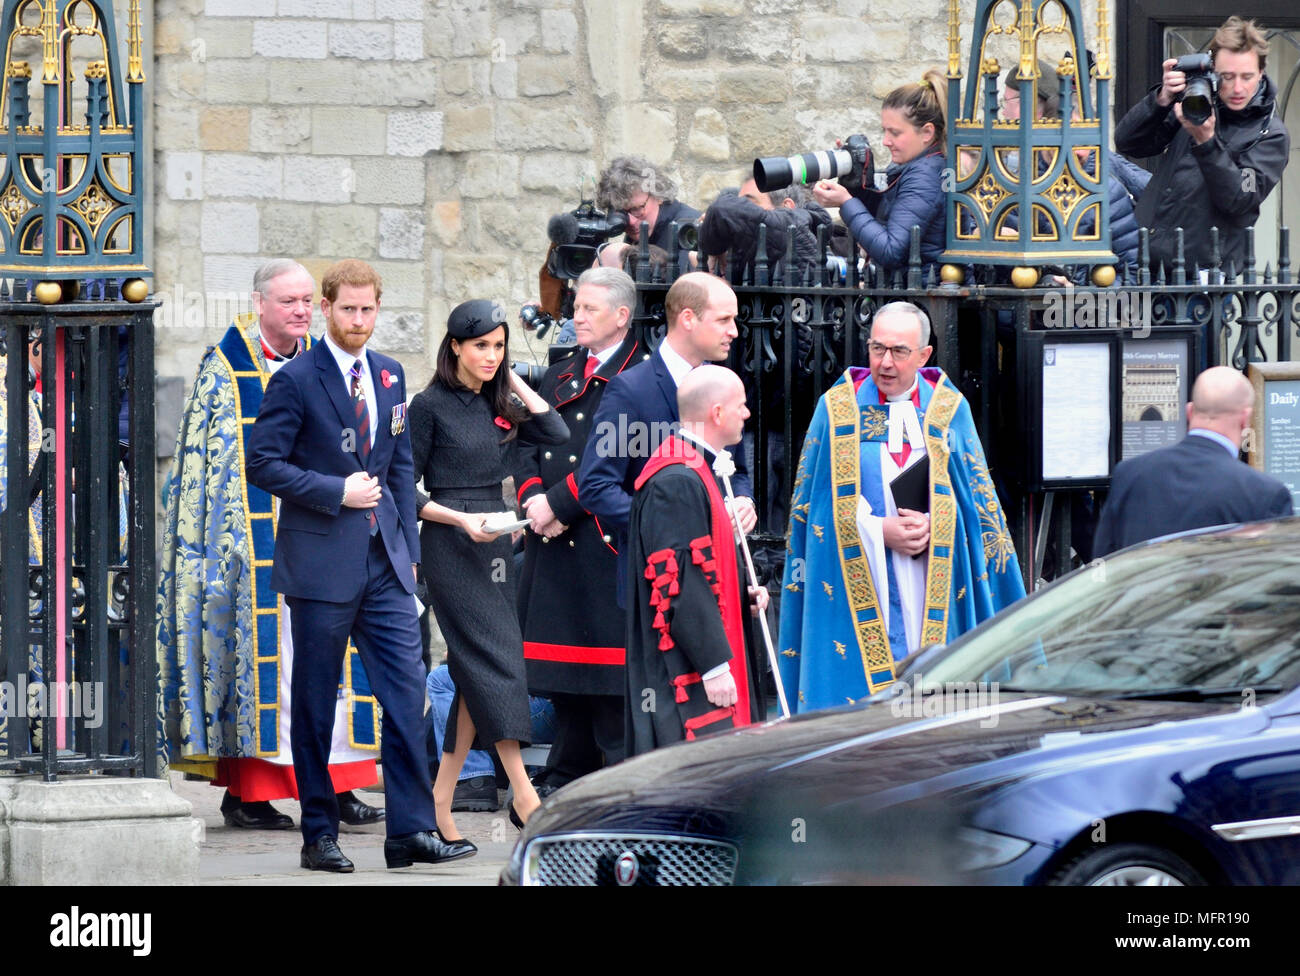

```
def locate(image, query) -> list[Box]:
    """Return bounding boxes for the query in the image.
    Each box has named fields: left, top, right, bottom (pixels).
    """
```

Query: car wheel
left=1049, top=843, right=1207, bottom=886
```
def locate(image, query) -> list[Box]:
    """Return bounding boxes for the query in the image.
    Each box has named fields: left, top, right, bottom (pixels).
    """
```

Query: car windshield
left=920, top=523, right=1300, bottom=700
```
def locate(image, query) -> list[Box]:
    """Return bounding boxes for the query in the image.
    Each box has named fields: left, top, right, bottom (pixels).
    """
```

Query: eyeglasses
left=625, top=195, right=653, bottom=218
left=868, top=341, right=917, bottom=360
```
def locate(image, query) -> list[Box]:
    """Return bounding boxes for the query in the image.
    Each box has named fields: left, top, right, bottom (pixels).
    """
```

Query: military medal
left=391, top=402, right=406, bottom=435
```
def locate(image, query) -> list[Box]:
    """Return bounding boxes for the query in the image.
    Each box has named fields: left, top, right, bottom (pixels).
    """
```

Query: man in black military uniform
left=515, top=267, right=646, bottom=793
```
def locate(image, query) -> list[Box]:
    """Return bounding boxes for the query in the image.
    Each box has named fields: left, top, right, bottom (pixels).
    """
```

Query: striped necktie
left=350, top=359, right=376, bottom=534
left=350, top=358, right=370, bottom=464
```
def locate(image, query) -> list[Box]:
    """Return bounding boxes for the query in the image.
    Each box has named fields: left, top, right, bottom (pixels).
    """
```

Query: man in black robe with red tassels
left=625, top=365, right=767, bottom=756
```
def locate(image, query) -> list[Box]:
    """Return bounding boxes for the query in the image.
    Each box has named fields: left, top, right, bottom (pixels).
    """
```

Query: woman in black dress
left=409, top=300, right=568, bottom=842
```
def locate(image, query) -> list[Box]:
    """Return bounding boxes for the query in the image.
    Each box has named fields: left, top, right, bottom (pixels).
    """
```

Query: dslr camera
left=753, top=134, right=874, bottom=194
left=1172, top=53, right=1218, bottom=126
left=546, top=200, right=629, bottom=280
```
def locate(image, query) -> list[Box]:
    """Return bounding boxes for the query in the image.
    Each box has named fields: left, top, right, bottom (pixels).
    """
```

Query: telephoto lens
left=1172, top=53, right=1216, bottom=126
left=753, top=149, right=853, bottom=193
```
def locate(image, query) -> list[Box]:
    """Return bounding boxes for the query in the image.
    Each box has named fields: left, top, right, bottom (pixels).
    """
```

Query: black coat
left=577, top=345, right=754, bottom=606
left=625, top=442, right=762, bottom=757
left=1093, top=434, right=1293, bottom=556
left=1115, top=75, right=1290, bottom=274
left=515, top=333, right=646, bottom=696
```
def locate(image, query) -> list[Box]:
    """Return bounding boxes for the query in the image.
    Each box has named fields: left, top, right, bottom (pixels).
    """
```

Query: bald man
left=623, top=365, right=766, bottom=755
left=1094, top=366, right=1293, bottom=555
left=578, top=272, right=756, bottom=609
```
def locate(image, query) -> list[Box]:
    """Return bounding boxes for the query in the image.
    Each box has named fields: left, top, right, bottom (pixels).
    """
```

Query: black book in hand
left=890, top=454, right=930, bottom=515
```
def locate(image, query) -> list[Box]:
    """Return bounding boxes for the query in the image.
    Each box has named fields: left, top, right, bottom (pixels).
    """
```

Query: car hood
left=528, top=692, right=1267, bottom=833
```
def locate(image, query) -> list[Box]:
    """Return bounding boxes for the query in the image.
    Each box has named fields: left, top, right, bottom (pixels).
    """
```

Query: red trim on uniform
left=565, top=471, right=580, bottom=502
left=524, top=641, right=626, bottom=665
left=215, top=756, right=378, bottom=802
left=683, top=706, right=735, bottom=741
left=594, top=515, right=617, bottom=555
left=636, top=437, right=754, bottom=731
left=671, top=672, right=701, bottom=703
left=517, top=476, right=543, bottom=503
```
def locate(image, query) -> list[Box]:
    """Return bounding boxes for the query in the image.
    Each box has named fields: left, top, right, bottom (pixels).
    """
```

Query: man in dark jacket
left=1115, top=16, right=1290, bottom=275
left=1094, top=366, right=1293, bottom=556
left=514, top=268, right=645, bottom=792
left=596, top=155, right=700, bottom=254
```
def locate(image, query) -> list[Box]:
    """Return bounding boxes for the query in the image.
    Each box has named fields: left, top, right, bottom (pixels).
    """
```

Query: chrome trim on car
left=520, top=831, right=739, bottom=886
left=1211, top=814, right=1300, bottom=842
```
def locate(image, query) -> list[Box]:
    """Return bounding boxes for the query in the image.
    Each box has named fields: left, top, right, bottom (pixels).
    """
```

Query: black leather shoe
left=385, top=829, right=477, bottom=868
left=337, top=790, right=386, bottom=826
left=301, top=836, right=354, bottom=873
left=435, top=828, right=477, bottom=859
left=222, top=796, right=294, bottom=830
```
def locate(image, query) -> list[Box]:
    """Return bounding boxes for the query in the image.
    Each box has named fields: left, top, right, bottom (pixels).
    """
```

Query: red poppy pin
left=380, top=369, right=396, bottom=388
left=494, top=416, right=513, bottom=431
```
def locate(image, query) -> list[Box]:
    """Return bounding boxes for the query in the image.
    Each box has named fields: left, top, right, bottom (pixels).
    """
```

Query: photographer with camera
left=596, top=155, right=700, bottom=252
left=810, top=69, right=949, bottom=276
left=1115, top=16, right=1290, bottom=275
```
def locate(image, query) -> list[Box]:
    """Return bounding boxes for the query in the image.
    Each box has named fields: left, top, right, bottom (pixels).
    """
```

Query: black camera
left=519, top=302, right=556, bottom=339
left=1172, top=53, right=1217, bottom=126
left=546, top=200, right=629, bottom=280
left=753, top=134, right=873, bottom=193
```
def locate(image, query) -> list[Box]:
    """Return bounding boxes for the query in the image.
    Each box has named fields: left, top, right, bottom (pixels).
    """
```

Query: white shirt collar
left=587, top=336, right=624, bottom=369
left=323, top=330, right=367, bottom=378
left=657, top=337, right=695, bottom=387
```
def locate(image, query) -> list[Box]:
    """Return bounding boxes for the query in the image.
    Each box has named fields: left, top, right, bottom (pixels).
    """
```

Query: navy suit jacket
left=578, top=345, right=751, bottom=603
left=246, top=339, right=420, bottom=603
left=1094, top=433, right=1294, bottom=556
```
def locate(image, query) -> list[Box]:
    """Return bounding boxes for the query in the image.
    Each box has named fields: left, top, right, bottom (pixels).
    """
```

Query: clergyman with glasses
left=778, top=302, right=1026, bottom=713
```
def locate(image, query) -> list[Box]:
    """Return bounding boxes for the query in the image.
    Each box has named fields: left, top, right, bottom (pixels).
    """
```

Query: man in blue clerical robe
left=778, top=302, right=1025, bottom=713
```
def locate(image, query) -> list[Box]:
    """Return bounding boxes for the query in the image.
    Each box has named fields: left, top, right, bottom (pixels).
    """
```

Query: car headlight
left=954, top=827, right=1032, bottom=871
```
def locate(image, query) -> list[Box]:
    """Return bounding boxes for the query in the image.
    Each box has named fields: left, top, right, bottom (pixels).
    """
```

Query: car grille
left=522, top=833, right=739, bottom=886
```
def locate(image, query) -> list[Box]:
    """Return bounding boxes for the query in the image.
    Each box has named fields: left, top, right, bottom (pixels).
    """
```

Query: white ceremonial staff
left=712, top=449, right=791, bottom=719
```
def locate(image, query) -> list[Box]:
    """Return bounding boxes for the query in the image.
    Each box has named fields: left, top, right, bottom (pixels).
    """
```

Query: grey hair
left=597, top=156, right=677, bottom=211
left=576, top=267, right=636, bottom=318
left=873, top=301, right=931, bottom=346
left=253, top=259, right=312, bottom=295
left=767, top=184, right=808, bottom=209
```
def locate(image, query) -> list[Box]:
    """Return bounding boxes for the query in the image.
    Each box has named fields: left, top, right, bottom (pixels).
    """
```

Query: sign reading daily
left=1247, top=364, right=1300, bottom=511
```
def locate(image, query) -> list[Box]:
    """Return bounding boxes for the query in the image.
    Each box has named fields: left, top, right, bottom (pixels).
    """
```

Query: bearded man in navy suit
left=246, top=259, right=469, bottom=873
left=1094, top=366, right=1293, bottom=556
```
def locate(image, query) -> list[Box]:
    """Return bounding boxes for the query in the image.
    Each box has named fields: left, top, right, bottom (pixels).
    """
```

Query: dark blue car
left=502, top=519, right=1300, bottom=885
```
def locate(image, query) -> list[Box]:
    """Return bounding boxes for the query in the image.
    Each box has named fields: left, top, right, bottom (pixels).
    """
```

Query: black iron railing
left=0, top=282, right=156, bottom=780
left=621, top=221, right=1300, bottom=590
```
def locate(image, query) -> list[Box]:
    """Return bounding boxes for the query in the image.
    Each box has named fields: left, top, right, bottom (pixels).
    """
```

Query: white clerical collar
left=657, top=337, right=695, bottom=387
left=677, top=426, right=722, bottom=459
left=886, top=376, right=919, bottom=402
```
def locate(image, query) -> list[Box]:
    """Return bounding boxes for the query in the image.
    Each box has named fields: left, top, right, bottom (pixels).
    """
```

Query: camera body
left=1172, top=53, right=1218, bottom=126
left=546, top=200, right=630, bottom=280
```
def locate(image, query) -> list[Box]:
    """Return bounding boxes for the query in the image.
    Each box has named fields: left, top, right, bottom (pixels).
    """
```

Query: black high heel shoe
left=509, top=802, right=525, bottom=831
left=434, top=827, right=477, bottom=858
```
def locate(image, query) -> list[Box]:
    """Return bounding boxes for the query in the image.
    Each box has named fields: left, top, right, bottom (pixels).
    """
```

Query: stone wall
left=153, top=0, right=1108, bottom=400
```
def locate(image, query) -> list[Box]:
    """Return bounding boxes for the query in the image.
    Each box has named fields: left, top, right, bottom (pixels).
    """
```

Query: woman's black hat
left=447, top=299, right=506, bottom=339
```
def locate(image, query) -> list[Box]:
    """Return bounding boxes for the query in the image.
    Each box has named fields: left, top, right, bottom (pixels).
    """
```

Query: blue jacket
left=246, top=339, right=420, bottom=603
left=838, top=150, right=946, bottom=273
